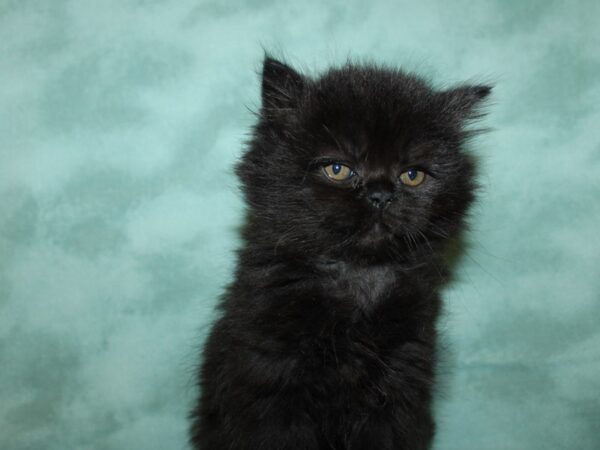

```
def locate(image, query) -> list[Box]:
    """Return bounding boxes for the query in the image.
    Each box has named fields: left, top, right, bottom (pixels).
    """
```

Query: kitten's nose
left=368, top=190, right=393, bottom=209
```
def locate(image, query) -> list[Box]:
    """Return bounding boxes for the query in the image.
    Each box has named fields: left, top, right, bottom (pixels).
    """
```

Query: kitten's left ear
left=440, top=85, right=492, bottom=122
left=261, top=56, right=305, bottom=111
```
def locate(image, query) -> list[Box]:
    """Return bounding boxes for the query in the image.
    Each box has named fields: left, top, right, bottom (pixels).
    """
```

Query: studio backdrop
left=1, top=1, right=599, bottom=449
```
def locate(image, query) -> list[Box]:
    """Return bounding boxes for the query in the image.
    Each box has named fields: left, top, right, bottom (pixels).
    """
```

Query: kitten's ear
left=440, top=85, right=492, bottom=122
left=261, top=57, right=305, bottom=111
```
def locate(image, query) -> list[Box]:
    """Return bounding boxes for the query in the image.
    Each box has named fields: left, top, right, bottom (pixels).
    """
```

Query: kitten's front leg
left=347, top=409, right=434, bottom=450
left=192, top=389, right=321, bottom=450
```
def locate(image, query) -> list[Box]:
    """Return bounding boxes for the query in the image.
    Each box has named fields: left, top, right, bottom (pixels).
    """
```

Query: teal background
left=1, top=1, right=599, bottom=449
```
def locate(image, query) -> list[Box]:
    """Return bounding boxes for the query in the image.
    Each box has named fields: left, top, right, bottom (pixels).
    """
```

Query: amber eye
left=323, top=163, right=355, bottom=181
left=400, top=168, right=426, bottom=186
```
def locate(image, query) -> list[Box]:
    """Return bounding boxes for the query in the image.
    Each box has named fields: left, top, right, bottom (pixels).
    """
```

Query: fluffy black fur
left=190, top=57, right=491, bottom=450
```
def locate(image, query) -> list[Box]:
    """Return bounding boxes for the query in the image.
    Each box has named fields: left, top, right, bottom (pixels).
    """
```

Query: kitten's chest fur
left=256, top=259, right=438, bottom=398
left=249, top=261, right=438, bottom=446
left=319, top=260, right=397, bottom=307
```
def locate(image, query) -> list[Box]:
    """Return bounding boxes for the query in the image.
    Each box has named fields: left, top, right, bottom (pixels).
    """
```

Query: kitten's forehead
left=308, top=110, right=441, bottom=168
left=306, top=67, right=442, bottom=160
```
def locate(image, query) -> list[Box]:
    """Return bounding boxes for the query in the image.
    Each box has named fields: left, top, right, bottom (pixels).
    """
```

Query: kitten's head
left=238, top=57, right=491, bottom=263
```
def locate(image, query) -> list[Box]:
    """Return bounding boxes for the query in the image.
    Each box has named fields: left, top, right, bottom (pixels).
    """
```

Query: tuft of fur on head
left=236, top=56, right=491, bottom=265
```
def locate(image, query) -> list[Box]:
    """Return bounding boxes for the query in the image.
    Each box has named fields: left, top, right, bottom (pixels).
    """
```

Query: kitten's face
left=238, top=58, right=490, bottom=262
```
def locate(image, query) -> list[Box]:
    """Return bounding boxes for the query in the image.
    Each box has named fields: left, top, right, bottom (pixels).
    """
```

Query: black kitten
left=190, top=57, right=491, bottom=450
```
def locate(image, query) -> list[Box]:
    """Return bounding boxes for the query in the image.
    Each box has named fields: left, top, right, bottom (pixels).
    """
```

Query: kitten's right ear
left=261, top=56, right=305, bottom=111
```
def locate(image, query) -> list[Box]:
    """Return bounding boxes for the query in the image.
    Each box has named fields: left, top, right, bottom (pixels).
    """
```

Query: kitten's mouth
left=373, top=210, right=397, bottom=231
left=372, top=221, right=392, bottom=233
left=358, top=221, right=393, bottom=248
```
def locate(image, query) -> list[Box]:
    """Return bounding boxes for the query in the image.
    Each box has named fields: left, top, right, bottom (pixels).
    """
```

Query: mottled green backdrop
left=1, top=1, right=599, bottom=449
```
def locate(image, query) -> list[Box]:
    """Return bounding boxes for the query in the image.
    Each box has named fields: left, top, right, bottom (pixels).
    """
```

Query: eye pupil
left=408, top=169, right=417, bottom=180
left=332, top=163, right=342, bottom=174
